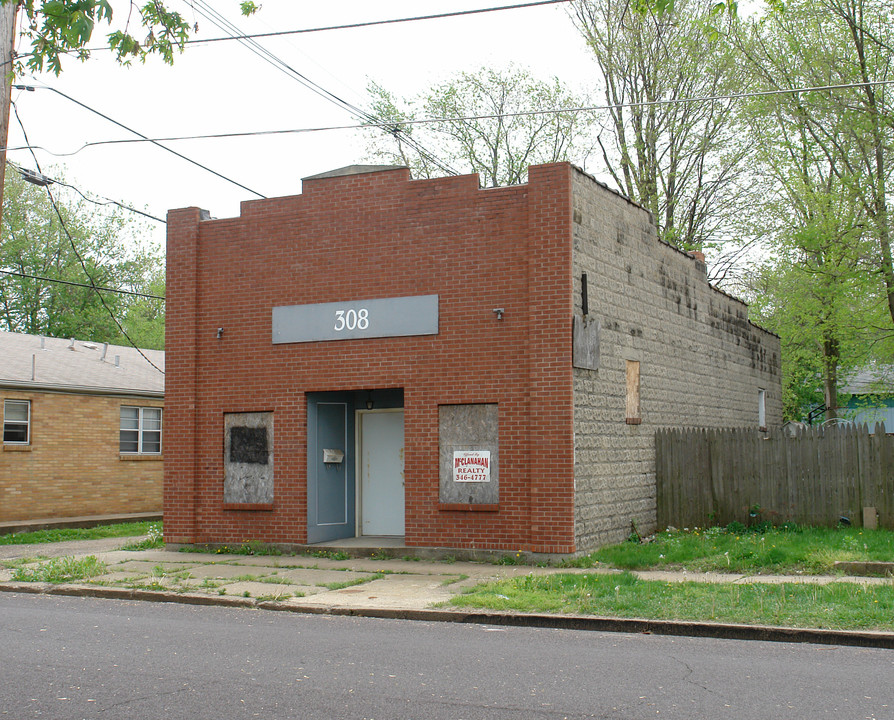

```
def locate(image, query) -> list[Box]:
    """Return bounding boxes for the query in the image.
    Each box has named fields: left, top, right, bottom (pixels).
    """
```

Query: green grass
left=120, top=523, right=164, bottom=551
left=449, top=526, right=894, bottom=631
left=1, top=557, right=35, bottom=571
left=302, top=549, right=351, bottom=561
left=319, top=573, right=384, bottom=591
left=230, top=574, right=260, bottom=583
left=178, top=541, right=284, bottom=556
left=564, top=525, right=894, bottom=575
left=0, top=521, right=159, bottom=546
left=258, top=576, right=295, bottom=585
left=450, top=571, right=894, bottom=631
left=11, top=555, right=107, bottom=584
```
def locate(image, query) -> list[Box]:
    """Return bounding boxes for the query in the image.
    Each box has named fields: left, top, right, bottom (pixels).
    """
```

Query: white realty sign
left=453, top=451, right=491, bottom=483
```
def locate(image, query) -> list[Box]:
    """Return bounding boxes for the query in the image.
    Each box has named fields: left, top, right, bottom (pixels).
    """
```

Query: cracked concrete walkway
left=2, top=536, right=892, bottom=648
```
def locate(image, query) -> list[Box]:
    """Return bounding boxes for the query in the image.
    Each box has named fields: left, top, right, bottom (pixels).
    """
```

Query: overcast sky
left=5, top=1, right=598, bottom=249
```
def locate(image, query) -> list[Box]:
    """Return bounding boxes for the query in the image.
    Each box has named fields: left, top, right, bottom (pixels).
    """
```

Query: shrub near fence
left=656, top=424, right=894, bottom=530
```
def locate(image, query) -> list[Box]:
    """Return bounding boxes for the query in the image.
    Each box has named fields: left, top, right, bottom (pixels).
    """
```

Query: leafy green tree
left=744, top=197, right=878, bottom=421
left=118, top=262, right=164, bottom=349
left=731, top=0, right=894, bottom=420
left=733, top=0, right=894, bottom=328
left=0, top=169, right=165, bottom=348
left=364, top=65, right=590, bottom=188
left=571, top=0, right=751, bottom=255
left=3, top=0, right=258, bottom=75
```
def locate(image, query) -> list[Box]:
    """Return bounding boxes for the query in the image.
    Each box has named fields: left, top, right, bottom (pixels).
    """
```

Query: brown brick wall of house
left=0, top=390, right=163, bottom=522
left=164, top=164, right=577, bottom=552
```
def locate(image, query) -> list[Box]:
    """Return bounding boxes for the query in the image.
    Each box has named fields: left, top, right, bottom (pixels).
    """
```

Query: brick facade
left=1, top=389, right=163, bottom=522
left=164, top=163, right=781, bottom=553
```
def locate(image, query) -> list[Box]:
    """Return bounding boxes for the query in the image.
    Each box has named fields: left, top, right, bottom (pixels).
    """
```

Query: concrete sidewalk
left=1, top=537, right=893, bottom=649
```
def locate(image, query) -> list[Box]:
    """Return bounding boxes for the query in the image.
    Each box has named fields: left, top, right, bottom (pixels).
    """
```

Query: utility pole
left=0, top=0, right=17, bottom=224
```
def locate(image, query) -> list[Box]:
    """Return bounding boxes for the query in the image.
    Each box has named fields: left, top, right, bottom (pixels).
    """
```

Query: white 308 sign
left=333, top=308, right=370, bottom=332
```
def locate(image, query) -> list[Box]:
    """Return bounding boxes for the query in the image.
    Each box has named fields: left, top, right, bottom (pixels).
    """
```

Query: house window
left=626, top=360, right=641, bottom=425
left=758, top=388, right=766, bottom=430
left=3, top=400, right=30, bottom=444
left=120, top=406, right=162, bottom=454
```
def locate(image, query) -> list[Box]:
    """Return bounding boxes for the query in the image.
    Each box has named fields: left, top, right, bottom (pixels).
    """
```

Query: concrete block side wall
left=570, top=169, right=782, bottom=550
left=0, top=390, right=163, bottom=522
left=164, top=164, right=577, bottom=552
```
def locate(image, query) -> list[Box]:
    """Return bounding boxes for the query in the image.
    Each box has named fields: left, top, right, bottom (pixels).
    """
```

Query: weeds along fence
left=656, top=424, right=894, bottom=530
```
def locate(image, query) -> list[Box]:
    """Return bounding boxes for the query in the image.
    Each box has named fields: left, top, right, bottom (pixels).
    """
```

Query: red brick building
left=164, top=163, right=781, bottom=553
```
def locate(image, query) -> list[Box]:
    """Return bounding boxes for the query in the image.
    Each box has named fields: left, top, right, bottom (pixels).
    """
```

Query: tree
left=743, top=188, right=879, bottom=421
left=2, top=0, right=257, bottom=75
left=733, top=0, right=894, bottom=328
left=731, top=0, right=894, bottom=420
left=0, top=168, right=165, bottom=348
left=364, top=65, right=590, bottom=188
left=571, top=0, right=753, bottom=257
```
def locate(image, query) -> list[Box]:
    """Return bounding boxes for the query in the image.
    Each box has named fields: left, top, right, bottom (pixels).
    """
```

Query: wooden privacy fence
left=656, top=424, right=894, bottom=530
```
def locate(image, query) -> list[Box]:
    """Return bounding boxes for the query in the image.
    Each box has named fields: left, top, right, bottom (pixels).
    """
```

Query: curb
left=0, top=513, right=162, bottom=536
left=3, top=582, right=893, bottom=650
left=833, top=561, right=894, bottom=577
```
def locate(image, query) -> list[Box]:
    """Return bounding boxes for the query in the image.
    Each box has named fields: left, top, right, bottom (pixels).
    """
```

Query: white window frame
left=120, top=406, right=162, bottom=455
left=758, top=388, right=767, bottom=429
left=3, top=399, right=31, bottom=444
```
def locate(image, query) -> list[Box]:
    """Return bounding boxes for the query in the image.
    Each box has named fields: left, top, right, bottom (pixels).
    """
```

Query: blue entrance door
left=306, top=394, right=356, bottom=543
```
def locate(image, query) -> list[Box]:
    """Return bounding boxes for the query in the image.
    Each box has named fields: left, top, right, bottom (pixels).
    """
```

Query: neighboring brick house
left=0, top=331, right=164, bottom=523
left=165, top=163, right=781, bottom=554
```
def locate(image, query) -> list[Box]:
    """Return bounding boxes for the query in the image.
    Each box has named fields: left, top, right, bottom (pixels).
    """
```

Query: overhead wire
left=11, top=84, right=266, bottom=198
left=6, top=157, right=166, bottom=223
left=6, top=78, right=892, bottom=157
left=8, top=104, right=165, bottom=374
left=9, top=2, right=880, bottom=177
left=181, top=1, right=572, bottom=46
left=183, top=0, right=461, bottom=177
left=0, top=269, right=165, bottom=300
left=0, top=1, right=573, bottom=72
left=195, top=1, right=465, bottom=175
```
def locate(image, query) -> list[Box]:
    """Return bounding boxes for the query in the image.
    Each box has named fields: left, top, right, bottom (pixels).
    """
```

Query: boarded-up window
left=626, top=360, right=641, bottom=425
left=439, top=404, right=498, bottom=504
left=224, top=412, right=273, bottom=504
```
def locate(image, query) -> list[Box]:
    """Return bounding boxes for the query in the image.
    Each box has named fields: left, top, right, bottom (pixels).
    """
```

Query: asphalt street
left=2, top=592, right=892, bottom=720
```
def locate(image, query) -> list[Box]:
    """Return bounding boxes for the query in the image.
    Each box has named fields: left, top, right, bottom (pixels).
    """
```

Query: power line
left=10, top=104, right=165, bottom=374
left=11, top=84, right=266, bottom=198
left=121, top=2, right=574, bottom=50
left=182, top=1, right=461, bottom=177
left=6, top=157, right=166, bottom=223
left=1, top=1, right=572, bottom=71
left=0, top=269, right=165, bottom=300
left=8, top=78, right=892, bottom=156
